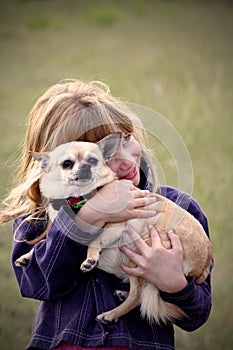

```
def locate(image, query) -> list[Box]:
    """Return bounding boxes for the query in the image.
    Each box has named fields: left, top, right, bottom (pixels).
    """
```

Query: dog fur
left=15, top=133, right=213, bottom=324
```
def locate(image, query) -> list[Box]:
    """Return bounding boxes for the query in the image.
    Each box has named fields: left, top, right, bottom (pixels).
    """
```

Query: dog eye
left=62, top=160, right=74, bottom=169
left=87, top=157, right=98, bottom=166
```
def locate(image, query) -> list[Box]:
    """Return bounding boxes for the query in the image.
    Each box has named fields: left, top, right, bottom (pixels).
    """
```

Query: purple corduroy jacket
left=12, top=161, right=212, bottom=350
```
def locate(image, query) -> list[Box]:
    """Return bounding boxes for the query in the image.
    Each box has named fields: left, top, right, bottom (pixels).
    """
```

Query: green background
left=0, top=1, right=232, bottom=349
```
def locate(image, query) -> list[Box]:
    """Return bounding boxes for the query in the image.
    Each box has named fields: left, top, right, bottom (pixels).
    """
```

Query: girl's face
left=107, top=134, right=142, bottom=186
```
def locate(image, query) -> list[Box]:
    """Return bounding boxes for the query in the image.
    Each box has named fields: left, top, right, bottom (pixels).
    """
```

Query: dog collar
left=49, top=188, right=99, bottom=214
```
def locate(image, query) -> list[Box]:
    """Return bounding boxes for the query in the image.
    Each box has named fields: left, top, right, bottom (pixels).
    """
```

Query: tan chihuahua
left=15, top=133, right=212, bottom=324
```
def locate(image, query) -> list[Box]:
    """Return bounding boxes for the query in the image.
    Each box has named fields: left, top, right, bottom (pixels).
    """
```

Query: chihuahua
left=15, top=132, right=212, bottom=324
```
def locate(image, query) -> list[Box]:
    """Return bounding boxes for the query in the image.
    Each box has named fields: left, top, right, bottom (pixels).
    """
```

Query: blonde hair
left=0, top=79, right=156, bottom=224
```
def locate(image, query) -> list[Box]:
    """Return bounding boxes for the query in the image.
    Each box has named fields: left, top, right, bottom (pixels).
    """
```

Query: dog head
left=30, top=132, right=122, bottom=199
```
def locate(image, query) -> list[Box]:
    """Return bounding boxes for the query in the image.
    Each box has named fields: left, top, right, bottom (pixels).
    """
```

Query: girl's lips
left=122, top=166, right=138, bottom=180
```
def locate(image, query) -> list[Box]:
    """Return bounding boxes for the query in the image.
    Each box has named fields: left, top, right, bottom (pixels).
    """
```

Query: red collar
left=49, top=189, right=98, bottom=214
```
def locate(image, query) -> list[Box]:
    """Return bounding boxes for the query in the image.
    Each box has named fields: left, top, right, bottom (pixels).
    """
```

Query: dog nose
left=75, top=163, right=92, bottom=180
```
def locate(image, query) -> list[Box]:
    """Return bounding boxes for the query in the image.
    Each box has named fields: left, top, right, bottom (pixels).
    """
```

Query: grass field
left=0, top=0, right=232, bottom=349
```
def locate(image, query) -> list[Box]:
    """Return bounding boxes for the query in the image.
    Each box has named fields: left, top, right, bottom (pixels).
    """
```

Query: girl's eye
left=122, top=134, right=131, bottom=146
left=62, top=160, right=74, bottom=169
left=87, top=157, right=98, bottom=166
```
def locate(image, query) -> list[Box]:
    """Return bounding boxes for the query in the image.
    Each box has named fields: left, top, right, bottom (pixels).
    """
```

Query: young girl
left=0, top=79, right=212, bottom=350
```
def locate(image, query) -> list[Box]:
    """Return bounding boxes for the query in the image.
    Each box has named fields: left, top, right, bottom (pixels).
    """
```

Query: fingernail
left=148, top=224, right=153, bottom=229
left=168, top=229, right=176, bottom=234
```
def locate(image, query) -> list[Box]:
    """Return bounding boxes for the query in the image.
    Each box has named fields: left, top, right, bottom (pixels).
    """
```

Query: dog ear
left=97, top=132, right=122, bottom=161
left=29, top=151, right=49, bottom=172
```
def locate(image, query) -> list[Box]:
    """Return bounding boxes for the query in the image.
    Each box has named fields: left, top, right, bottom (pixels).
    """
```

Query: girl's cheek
left=107, top=159, right=117, bottom=173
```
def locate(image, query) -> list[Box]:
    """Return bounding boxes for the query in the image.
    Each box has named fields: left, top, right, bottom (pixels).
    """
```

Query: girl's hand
left=75, top=180, right=157, bottom=232
left=119, top=224, right=188, bottom=293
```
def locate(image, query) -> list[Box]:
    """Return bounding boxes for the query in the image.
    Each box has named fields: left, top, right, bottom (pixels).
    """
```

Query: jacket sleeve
left=12, top=207, right=103, bottom=301
left=159, top=186, right=213, bottom=331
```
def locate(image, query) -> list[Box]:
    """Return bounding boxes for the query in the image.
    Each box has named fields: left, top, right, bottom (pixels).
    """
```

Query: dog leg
left=80, top=245, right=101, bottom=272
left=80, top=223, right=125, bottom=273
left=15, top=249, right=34, bottom=267
left=96, top=275, right=143, bottom=324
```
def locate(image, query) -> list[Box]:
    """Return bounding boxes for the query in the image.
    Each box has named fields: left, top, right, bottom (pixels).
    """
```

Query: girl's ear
left=97, top=132, right=122, bottom=161
left=29, top=150, right=49, bottom=172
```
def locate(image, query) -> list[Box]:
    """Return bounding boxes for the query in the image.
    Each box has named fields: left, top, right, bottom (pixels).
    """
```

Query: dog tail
left=140, top=283, right=186, bottom=324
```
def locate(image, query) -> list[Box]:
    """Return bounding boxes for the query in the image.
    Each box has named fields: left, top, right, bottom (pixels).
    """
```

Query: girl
left=0, top=79, right=212, bottom=350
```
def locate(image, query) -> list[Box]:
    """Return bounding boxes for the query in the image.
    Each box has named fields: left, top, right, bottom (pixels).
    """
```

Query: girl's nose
left=118, top=157, right=134, bottom=170
left=115, top=147, right=135, bottom=164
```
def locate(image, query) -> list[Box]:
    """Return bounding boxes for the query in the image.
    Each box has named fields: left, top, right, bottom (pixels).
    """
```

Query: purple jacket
left=12, top=179, right=212, bottom=350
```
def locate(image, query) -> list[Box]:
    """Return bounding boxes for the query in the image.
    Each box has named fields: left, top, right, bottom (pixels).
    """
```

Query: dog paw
left=96, top=312, right=118, bottom=324
left=114, top=290, right=129, bottom=302
left=80, top=258, right=98, bottom=272
left=15, top=257, right=30, bottom=267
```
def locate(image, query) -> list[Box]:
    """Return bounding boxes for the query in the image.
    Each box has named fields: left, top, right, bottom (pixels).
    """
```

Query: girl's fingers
left=119, top=244, right=144, bottom=276
left=120, top=262, right=141, bottom=277
left=119, top=244, right=139, bottom=263
left=134, top=196, right=157, bottom=208
left=131, top=188, right=150, bottom=197
left=136, top=209, right=157, bottom=218
left=124, top=224, right=148, bottom=251
left=167, top=230, right=182, bottom=251
left=148, top=224, right=163, bottom=246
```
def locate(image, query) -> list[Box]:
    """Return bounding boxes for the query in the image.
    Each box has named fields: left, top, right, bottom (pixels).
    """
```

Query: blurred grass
left=0, top=0, right=232, bottom=349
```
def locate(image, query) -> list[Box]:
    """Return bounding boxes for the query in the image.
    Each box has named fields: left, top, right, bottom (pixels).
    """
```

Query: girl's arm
left=12, top=207, right=93, bottom=301
left=160, top=274, right=212, bottom=331
left=12, top=180, right=155, bottom=301
left=120, top=191, right=213, bottom=331
left=74, top=179, right=157, bottom=232
left=161, top=192, right=213, bottom=331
